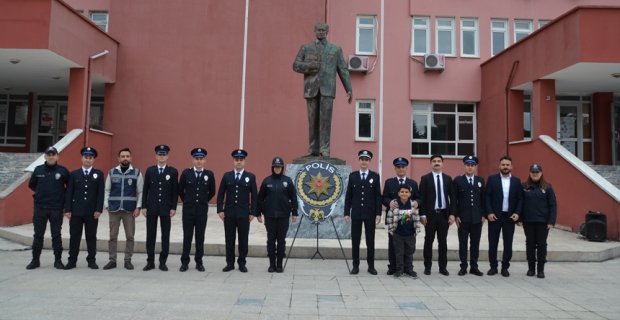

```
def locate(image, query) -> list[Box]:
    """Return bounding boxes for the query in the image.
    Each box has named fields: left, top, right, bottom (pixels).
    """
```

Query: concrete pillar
left=532, top=79, right=556, bottom=139
left=508, top=90, right=524, bottom=142
left=592, top=92, right=613, bottom=165
left=66, top=68, right=88, bottom=133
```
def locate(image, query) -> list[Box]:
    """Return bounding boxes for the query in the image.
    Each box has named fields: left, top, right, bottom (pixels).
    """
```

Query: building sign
left=14, top=105, right=28, bottom=125
left=295, top=161, right=344, bottom=223
left=40, top=107, right=54, bottom=126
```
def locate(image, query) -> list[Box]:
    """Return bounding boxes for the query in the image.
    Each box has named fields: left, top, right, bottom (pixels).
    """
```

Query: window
left=524, top=94, right=532, bottom=139
left=411, top=102, right=476, bottom=156
left=514, top=20, right=532, bottom=42
left=491, top=19, right=509, bottom=56
left=89, top=11, right=109, bottom=32
left=460, top=18, right=479, bottom=57
left=76, top=10, right=84, bottom=15
left=356, top=16, right=376, bottom=55
left=538, top=20, right=550, bottom=28
left=356, top=100, right=375, bottom=141
left=411, top=17, right=430, bottom=55
left=436, top=18, right=455, bottom=56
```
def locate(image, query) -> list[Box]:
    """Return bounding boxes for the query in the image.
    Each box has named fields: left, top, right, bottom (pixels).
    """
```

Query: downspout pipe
left=84, top=50, right=109, bottom=146
left=239, top=0, right=250, bottom=149
left=378, top=0, right=384, bottom=179
left=504, top=60, right=519, bottom=155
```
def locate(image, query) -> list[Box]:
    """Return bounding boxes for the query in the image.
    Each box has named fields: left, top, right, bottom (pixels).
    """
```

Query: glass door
left=37, top=103, right=68, bottom=152
left=613, top=105, right=620, bottom=165
left=557, top=102, right=593, bottom=163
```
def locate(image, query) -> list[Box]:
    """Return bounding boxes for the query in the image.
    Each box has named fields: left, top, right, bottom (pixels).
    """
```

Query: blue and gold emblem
left=296, top=161, right=343, bottom=223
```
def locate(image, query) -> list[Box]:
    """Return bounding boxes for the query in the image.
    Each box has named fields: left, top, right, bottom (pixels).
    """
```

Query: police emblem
left=160, top=145, right=164, bottom=149
left=283, top=181, right=287, bottom=187
left=296, top=160, right=343, bottom=224
left=198, top=148, right=201, bottom=152
left=478, top=182, right=482, bottom=187
left=93, top=173, right=98, bottom=179
left=245, top=177, right=249, bottom=183
left=87, top=147, right=91, bottom=151
left=128, top=179, right=133, bottom=186
left=55, top=173, right=60, bottom=180
left=166, top=175, right=170, bottom=180
left=369, top=178, right=373, bottom=184
left=204, top=175, right=208, bottom=181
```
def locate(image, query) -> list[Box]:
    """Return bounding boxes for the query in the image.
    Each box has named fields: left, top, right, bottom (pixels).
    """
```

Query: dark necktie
left=469, top=178, right=473, bottom=186
left=399, top=178, right=404, bottom=184
left=236, top=172, right=240, bottom=182
left=436, top=174, right=443, bottom=208
left=84, top=170, right=89, bottom=178
left=196, top=171, right=201, bottom=179
left=159, top=168, right=163, bottom=175
left=362, top=172, right=366, bottom=181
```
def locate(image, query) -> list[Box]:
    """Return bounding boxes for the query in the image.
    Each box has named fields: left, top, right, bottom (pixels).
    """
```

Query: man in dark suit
left=344, top=150, right=382, bottom=275
left=382, top=157, right=420, bottom=276
left=451, top=155, right=485, bottom=276
left=293, top=22, right=353, bottom=157
left=141, top=145, right=178, bottom=271
left=178, top=148, right=216, bottom=272
left=485, top=155, right=523, bottom=277
left=217, top=149, right=258, bottom=273
left=419, top=154, right=454, bottom=276
left=64, top=147, right=105, bottom=270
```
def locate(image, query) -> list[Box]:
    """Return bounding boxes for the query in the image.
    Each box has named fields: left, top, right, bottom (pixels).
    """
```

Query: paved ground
left=0, top=246, right=619, bottom=320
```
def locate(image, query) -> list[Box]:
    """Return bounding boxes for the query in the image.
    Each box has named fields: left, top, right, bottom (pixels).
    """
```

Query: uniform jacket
left=485, top=173, right=523, bottom=218
left=293, top=39, right=352, bottom=98
left=257, top=174, right=298, bottom=218
left=419, top=172, right=454, bottom=219
left=382, top=177, right=420, bottom=224
left=217, top=170, right=258, bottom=218
left=344, top=170, right=382, bottom=220
left=29, top=162, right=70, bottom=210
left=142, top=165, right=179, bottom=216
left=178, top=168, right=215, bottom=216
left=65, top=168, right=105, bottom=216
left=521, top=183, right=557, bottom=225
left=451, top=175, right=485, bottom=224
left=104, top=165, right=143, bottom=212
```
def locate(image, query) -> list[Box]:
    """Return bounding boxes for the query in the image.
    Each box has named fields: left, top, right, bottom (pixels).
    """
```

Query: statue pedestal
left=292, top=156, right=346, bottom=165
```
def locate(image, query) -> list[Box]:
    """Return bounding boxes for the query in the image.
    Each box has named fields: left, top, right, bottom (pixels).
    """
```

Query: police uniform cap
left=232, top=149, right=248, bottom=158
left=81, top=146, right=98, bottom=158
left=530, top=164, right=542, bottom=172
left=463, top=155, right=478, bottom=165
left=155, top=145, right=170, bottom=155
left=393, top=157, right=409, bottom=166
left=45, top=146, right=58, bottom=154
left=358, top=150, right=373, bottom=159
left=272, top=156, right=284, bottom=167
left=191, top=148, right=207, bottom=157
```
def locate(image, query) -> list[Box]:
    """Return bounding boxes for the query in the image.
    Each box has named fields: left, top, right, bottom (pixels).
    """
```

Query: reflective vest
left=108, top=167, right=140, bottom=212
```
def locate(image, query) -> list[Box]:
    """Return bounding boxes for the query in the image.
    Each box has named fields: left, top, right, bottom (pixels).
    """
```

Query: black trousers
left=457, top=222, right=482, bottom=269
left=523, top=222, right=549, bottom=267
left=388, top=233, right=406, bottom=270
left=264, top=217, right=290, bottom=259
left=31, top=207, right=63, bottom=258
left=393, top=233, right=416, bottom=272
left=351, top=218, right=376, bottom=268
left=68, top=214, right=99, bottom=263
left=487, top=212, right=515, bottom=269
left=224, top=217, right=250, bottom=267
left=181, top=213, right=208, bottom=265
left=423, top=211, right=449, bottom=270
left=146, top=215, right=171, bottom=264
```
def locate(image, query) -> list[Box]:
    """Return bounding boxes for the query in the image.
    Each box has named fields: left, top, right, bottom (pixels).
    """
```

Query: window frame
left=411, top=16, right=430, bottom=56
left=89, top=11, right=109, bottom=32
left=356, top=100, right=375, bottom=141
left=514, top=20, right=533, bottom=42
left=356, top=15, right=377, bottom=55
left=435, top=17, right=455, bottom=56
left=538, top=20, right=551, bottom=29
left=491, top=19, right=509, bottom=56
left=523, top=94, right=532, bottom=140
left=460, top=18, right=479, bottom=58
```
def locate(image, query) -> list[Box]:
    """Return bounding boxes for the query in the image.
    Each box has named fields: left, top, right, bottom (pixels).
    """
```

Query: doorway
left=613, top=104, right=620, bottom=165
left=557, top=102, right=593, bottom=163
left=37, top=103, right=67, bottom=152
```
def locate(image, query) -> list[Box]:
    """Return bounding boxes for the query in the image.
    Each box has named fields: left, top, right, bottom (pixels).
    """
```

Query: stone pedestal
left=292, top=156, right=346, bottom=165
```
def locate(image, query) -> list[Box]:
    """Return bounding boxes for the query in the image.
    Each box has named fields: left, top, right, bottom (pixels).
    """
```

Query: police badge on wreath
left=296, top=160, right=344, bottom=224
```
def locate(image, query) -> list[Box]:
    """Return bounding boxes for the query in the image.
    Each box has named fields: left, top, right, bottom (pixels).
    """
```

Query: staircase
left=0, top=153, right=41, bottom=192
left=589, top=165, right=620, bottom=190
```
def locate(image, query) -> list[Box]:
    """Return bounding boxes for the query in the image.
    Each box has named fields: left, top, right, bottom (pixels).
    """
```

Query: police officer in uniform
left=178, top=148, right=216, bottom=272
left=451, top=155, right=485, bottom=276
left=382, top=157, right=420, bottom=275
left=344, top=150, right=382, bottom=275
left=64, top=147, right=105, bottom=270
left=217, top=149, right=258, bottom=273
left=26, top=146, right=70, bottom=270
left=142, top=145, right=178, bottom=271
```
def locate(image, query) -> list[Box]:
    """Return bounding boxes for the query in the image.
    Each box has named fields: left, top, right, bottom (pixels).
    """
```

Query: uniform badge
left=204, top=175, right=208, bottom=181
left=128, top=179, right=133, bottom=185
left=283, top=181, right=288, bottom=187
left=363, top=151, right=368, bottom=155
left=369, top=178, right=373, bottom=183
left=245, top=177, right=249, bottom=183
left=93, top=173, right=98, bottom=179
left=198, top=148, right=201, bottom=152
left=166, top=175, right=170, bottom=180
left=160, top=145, right=164, bottom=149
left=478, top=182, right=481, bottom=187
left=87, top=147, right=91, bottom=151
left=55, top=173, right=60, bottom=180
left=237, top=150, right=242, bottom=154
left=542, top=189, right=546, bottom=193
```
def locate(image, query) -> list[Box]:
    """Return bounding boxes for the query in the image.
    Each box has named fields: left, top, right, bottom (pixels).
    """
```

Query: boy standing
left=386, top=185, right=421, bottom=278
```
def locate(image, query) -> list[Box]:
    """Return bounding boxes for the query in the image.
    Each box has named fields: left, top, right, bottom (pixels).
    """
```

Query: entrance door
left=557, top=102, right=593, bottom=163
left=613, top=104, right=620, bottom=165
left=37, top=103, right=67, bottom=152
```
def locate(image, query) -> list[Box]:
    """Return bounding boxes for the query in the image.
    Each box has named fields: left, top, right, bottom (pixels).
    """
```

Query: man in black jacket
left=142, top=145, right=178, bottom=271
left=64, top=147, right=105, bottom=270
left=27, top=146, right=70, bottom=270
left=217, top=149, right=258, bottom=273
left=382, top=157, right=420, bottom=275
left=257, top=156, right=298, bottom=273
left=344, top=150, right=382, bottom=275
left=178, top=148, right=216, bottom=272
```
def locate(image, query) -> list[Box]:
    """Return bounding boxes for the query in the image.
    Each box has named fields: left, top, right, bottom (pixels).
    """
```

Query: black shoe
left=268, top=266, right=276, bottom=273
left=439, top=268, right=449, bottom=276
left=180, top=264, right=188, bottom=272
left=239, top=266, right=248, bottom=273
left=405, top=270, right=418, bottom=279
left=350, top=267, right=359, bottom=275
left=368, top=268, right=378, bottom=275
left=143, top=262, right=155, bottom=271
left=393, top=271, right=403, bottom=278
left=470, top=268, right=484, bottom=276
left=54, top=260, right=65, bottom=270
left=124, top=261, right=134, bottom=270
left=386, top=268, right=395, bottom=276
left=458, top=268, right=467, bottom=276
left=527, top=269, right=535, bottom=277
left=275, top=267, right=283, bottom=273
left=63, top=261, right=76, bottom=270
left=423, top=268, right=431, bottom=275
left=196, top=263, right=205, bottom=272
left=537, top=271, right=545, bottom=279
left=159, top=263, right=168, bottom=271
left=487, top=267, right=498, bottom=276
left=88, top=261, right=99, bottom=270
left=222, top=265, right=234, bottom=272
left=26, top=260, right=40, bottom=270
left=501, top=268, right=510, bottom=277
left=103, top=262, right=116, bottom=270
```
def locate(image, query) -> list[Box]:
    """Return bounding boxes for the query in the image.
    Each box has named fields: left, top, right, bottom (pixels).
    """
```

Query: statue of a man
left=293, top=22, right=353, bottom=158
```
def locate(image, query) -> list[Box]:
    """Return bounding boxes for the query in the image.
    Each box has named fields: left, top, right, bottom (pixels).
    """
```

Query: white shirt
left=359, top=170, right=369, bottom=180
left=157, top=165, right=167, bottom=172
left=433, top=172, right=446, bottom=210
left=194, top=167, right=203, bottom=176
left=501, top=174, right=511, bottom=212
left=234, top=169, right=245, bottom=179
left=82, top=166, right=92, bottom=176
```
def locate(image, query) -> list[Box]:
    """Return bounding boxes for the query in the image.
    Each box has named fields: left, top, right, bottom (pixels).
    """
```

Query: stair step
left=589, top=165, right=620, bottom=190
left=0, top=153, right=41, bottom=192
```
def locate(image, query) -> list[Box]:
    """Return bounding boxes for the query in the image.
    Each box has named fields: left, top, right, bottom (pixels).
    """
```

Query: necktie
left=84, top=170, right=89, bottom=178
left=159, top=168, right=163, bottom=175
left=469, top=178, right=473, bottom=186
left=399, top=178, right=404, bottom=184
left=196, top=171, right=201, bottom=179
left=436, top=174, right=443, bottom=209
left=362, top=172, right=366, bottom=181
left=236, top=172, right=240, bottom=182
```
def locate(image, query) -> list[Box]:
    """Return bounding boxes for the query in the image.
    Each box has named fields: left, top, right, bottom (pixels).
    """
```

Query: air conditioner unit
left=424, top=54, right=445, bottom=73
left=348, top=55, right=369, bottom=72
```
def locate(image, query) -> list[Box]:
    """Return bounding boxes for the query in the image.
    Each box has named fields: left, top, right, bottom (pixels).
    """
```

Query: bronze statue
left=293, top=22, right=353, bottom=158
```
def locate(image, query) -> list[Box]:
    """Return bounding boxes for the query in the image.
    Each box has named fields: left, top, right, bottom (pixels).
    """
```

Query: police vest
left=108, top=167, right=141, bottom=212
